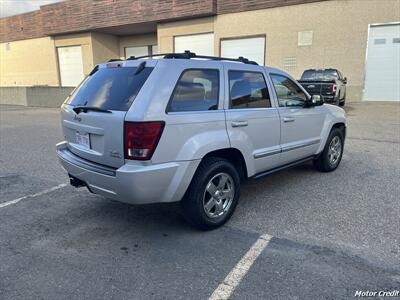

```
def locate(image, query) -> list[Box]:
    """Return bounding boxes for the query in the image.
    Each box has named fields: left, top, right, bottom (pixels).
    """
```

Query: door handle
left=231, top=120, right=248, bottom=127
left=283, top=117, right=295, bottom=123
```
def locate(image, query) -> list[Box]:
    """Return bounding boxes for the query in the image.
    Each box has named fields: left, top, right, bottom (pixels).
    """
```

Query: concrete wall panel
left=0, top=37, right=59, bottom=86
left=0, top=87, right=73, bottom=107
left=91, top=32, right=120, bottom=64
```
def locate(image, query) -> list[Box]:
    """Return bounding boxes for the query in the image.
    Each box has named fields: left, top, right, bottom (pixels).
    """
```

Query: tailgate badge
left=110, top=150, right=122, bottom=159
left=307, top=85, right=316, bottom=88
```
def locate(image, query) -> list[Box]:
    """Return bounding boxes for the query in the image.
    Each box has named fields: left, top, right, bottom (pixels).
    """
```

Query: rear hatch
left=61, top=61, right=154, bottom=169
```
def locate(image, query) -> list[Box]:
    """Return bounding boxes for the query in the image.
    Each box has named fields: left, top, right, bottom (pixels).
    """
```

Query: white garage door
left=57, top=46, right=84, bottom=87
left=151, top=45, right=158, bottom=55
left=125, top=46, right=149, bottom=59
left=364, top=24, right=400, bottom=101
left=221, top=37, right=265, bottom=66
left=174, top=33, right=214, bottom=56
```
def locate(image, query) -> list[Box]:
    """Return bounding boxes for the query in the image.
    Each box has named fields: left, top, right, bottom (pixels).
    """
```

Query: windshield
left=301, top=70, right=338, bottom=81
left=66, top=66, right=153, bottom=111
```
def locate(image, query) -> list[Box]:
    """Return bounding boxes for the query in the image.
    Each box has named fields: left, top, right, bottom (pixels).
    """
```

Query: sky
left=0, top=0, right=63, bottom=18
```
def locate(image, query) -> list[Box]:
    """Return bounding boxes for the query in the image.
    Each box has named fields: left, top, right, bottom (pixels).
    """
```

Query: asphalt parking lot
left=0, top=102, right=399, bottom=299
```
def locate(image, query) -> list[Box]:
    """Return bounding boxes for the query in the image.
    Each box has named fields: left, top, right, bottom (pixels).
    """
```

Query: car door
left=268, top=73, right=325, bottom=165
left=224, top=64, right=281, bottom=176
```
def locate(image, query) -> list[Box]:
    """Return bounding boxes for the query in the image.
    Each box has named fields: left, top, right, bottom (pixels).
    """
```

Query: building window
left=374, top=38, right=386, bottom=45
left=229, top=71, right=271, bottom=109
left=167, top=69, right=219, bottom=112
left=283, top=56, right=297, bottom=72
left=298, top=31, right=313, bottom=46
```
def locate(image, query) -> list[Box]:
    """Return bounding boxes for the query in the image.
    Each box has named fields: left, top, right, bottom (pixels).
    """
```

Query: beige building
left=1, top=0, right=399, bottom=103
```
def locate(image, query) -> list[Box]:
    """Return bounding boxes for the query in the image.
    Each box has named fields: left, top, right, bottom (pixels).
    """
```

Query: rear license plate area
left=76, top=131, right=91, bottom=149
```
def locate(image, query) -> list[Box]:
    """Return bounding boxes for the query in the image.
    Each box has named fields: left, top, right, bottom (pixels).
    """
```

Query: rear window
left=301, top=70, right=338, bottom=81
left=66, top=66, right=153, bottom=111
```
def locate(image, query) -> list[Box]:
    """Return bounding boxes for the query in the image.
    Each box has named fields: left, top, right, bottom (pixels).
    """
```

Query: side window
left=168, top=69, right=219, bottom=112
left=229, top=71, right=271, bottom=109
left=270, top=74, right=307, bottom=107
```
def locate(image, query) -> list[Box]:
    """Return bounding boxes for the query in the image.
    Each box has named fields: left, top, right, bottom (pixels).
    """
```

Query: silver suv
left=57, top=52, right=346, bottom=230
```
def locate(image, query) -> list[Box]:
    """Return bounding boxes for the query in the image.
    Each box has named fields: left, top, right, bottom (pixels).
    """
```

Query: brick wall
left=0, top=0, right=328, bottom=43
left=217, top=0, right=328, bottom=14
left=41, top=0, right=92, bottom=36
left=0, top=11, right=43, bottom=42
left=0, top=0, right=216, bottom=42
left=88, top=0, right=217, bottom=30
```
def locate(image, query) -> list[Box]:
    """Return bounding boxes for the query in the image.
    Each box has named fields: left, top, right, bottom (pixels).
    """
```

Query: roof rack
left=126, top=50, right=258, bottom=65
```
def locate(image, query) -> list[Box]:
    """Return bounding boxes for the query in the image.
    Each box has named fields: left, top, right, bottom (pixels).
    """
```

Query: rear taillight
left=124, top=121, right=165, bottom=160
left=332, top=84, right=337, bottom=94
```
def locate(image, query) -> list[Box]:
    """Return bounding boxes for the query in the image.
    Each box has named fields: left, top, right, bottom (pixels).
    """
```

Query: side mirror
left=343, top=77, right=347, bottom=84
left=304, top=95, right=323, bottom=108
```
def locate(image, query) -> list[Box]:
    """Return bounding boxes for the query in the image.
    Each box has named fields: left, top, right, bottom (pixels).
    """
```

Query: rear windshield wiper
left=73, top=106, right=112, bottom=114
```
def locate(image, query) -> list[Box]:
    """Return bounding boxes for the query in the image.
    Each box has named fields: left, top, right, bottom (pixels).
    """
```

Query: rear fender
left=151, top=111, right=230, bottom=163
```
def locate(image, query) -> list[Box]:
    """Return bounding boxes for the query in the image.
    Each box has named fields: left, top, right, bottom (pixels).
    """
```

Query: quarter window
left=168, top=69, right=219, bottom=112
left=229, top=71, right=271, bottom=109
left=374, top=38, right=386, bottom=45
left=270, top=74, right=307, bottom=107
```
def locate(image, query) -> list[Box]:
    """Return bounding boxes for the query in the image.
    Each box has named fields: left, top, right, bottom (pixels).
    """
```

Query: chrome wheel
left=203, top=172, right=235, bottom=218
left=328, top=136, right=342, bottom=166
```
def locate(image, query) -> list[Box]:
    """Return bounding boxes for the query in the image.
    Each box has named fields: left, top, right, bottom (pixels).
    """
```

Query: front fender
left=317, top=105, right=346, bottom=153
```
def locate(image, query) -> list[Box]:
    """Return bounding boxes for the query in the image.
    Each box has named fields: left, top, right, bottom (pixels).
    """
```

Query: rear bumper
left=56, top=141, right=200, bottom=204
left=322, top=95, right=338, bottom=103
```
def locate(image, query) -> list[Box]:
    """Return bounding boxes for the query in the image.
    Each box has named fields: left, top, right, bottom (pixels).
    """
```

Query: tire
left=180, top=157, right=240, bottom=230
left=313, top=128, right=344, bottom=172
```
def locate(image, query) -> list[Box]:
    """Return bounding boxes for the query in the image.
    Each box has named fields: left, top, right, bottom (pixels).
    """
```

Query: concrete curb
left=0, top=87, right=73, bottom=108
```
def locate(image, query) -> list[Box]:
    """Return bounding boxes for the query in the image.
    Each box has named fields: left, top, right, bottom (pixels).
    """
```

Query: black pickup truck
left=298, top=69, right=347, bottom=106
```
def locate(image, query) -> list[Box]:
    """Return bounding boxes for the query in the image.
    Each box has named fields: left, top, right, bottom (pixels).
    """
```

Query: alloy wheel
left=203, top=172, right=235, bottom=218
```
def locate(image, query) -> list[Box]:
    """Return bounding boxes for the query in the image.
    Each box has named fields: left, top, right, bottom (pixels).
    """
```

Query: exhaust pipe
left=69, top=174, right=86, bottom=188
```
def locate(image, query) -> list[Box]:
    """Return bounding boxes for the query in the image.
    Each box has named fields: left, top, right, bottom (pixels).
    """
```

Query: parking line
left=209, top=233, right=272, bottom=300
left=0, top=183, right=67, bottom=208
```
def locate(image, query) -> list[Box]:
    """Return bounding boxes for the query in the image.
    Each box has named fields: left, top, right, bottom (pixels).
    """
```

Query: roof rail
left=126, top=50, right=258, bottom=65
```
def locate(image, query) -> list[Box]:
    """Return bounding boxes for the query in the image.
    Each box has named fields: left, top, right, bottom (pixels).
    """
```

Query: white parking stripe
left=0, top=183, right=67, bottom=208
left=209, top=233, right=272, bottom=300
